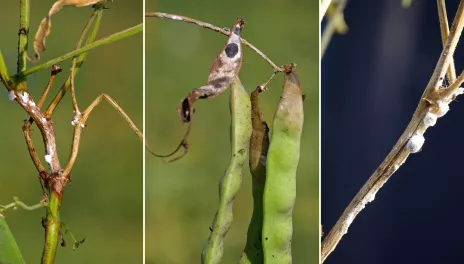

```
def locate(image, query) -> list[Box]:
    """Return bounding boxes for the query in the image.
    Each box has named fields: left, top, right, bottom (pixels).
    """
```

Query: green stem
left=15, top=23, right=142, bottom=78
left=41, top=191, right=62, bottom=264
left=17, top=0, right=30, bottom=74
left=0, top=50, right=14, bottom=91
left=0, top=197, right=46, bottom=212
left=201, top=77, right=252, bottom=264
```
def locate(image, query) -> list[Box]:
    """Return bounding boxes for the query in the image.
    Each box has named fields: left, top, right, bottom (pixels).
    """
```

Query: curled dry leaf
left=156, top=18, right=246, bottom=162
left=178, top=17, right=246, bottom=123
left=30, top=0, right=105, bottom=61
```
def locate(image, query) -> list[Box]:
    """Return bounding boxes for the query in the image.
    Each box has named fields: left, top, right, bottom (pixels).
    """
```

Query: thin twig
left=63, top=93, right=155, bottom=176
left=321, top=0, right=348, bottom=59
left=37, top=65, right=62, bottom=109
left=438, top=0, right=457, bottom=83
left=45, top=8, right=103, bottom=118
left=321, top=1, right=464, bottom=262
left=22, top=120, right=48, bottom=178
left=146, top=12, right=283, bottom=73
left=0, top=197, right=46, bottom=212
left=320, top=0, right=332, bottom=23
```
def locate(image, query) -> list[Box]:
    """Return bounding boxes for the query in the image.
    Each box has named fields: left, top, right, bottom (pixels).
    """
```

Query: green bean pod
left=0, top=214, right=25, bottom=264
left=201, top=77, right=251, bottom=264
left=239, top=88, right=269, bottom=264
left=262, top=64, right=303, bottom=264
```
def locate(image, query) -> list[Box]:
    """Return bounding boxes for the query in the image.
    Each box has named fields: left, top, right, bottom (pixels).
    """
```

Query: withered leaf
left=31, top=0, right=105, bottom=61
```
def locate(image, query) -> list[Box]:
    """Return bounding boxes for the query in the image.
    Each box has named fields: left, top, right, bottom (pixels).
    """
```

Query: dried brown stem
left=321, top=1, right=464, bottom=262
left=145, top=12, right=283, bottom=73
left=321, top=0, right=348, bottom=58
left=320, top=0, right=333, bottom=23
left=438, top=0, right=457, bottom=83
left=22, top=120, right=48, bottom=178
left=62, top=93, right=161, bottom=175
left=37, top=65, right=62, bottom=109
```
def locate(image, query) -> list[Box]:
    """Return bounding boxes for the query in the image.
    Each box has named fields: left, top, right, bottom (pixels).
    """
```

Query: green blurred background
left=146, top=1, right=318, bottom=263
left=0, top=1, right=142, bottom=263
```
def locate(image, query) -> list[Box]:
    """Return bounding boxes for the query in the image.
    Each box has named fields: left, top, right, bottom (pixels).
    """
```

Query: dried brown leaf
left=31, top=0, right=105, bottom=61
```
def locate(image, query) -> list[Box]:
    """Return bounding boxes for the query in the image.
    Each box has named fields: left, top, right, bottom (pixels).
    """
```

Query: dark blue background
left=322, top=1, right=464, bottom=263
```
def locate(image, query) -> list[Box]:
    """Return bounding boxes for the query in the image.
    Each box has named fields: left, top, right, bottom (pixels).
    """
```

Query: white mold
left=423, top=112, right=437, bottom=127
left=436, top=101, right=449, bottom=117
left=44, top=154, right=52, bottom=164
left=406, top=133, right=425, bottom=153
left=8, top=91, right=16, bottom=101
left=19, top=92, right=29, bottom=104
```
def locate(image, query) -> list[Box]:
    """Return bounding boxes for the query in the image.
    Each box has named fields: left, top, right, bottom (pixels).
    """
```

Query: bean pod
left=262, top=64, right=303, bottom=264
left=201, top=77, right=251, bottom=264
left=239, top=88, right=269, bottom=264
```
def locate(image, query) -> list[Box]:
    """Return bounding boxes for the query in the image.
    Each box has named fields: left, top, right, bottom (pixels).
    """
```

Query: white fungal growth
left=423, top=112, right=437, bottom=127
left=366, top=192, right=376, bottom=203
left=341, top=213, right=355, bottom=235
left=455, top=87, right=464, bottom=97
left=8, top=90, right=16, bottom=101
left=29, top=101, right=36, bottom=107
left=406, top=133, right=425, bottom=153
left=19, top=92, right=29, bottom=104
left=171, top=15, right=181, bottom=20
left=436, top=100, right=449, bottom=118
left=44, top=154, right=52, bottom=164
left=41, top=117, right=47, bottom=123
left=71, top=117, right=85, bottom=128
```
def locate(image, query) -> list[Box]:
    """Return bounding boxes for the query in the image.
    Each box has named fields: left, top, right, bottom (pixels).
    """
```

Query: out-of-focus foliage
left=146, top=0, right=318, bottom=263
left=0, top=2, right=142, bottom=263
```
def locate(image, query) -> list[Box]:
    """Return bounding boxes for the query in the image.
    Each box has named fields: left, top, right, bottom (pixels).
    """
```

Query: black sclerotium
left=224, top=43, right=239, bottom=58
left=233, top=26, right=241, bottom=35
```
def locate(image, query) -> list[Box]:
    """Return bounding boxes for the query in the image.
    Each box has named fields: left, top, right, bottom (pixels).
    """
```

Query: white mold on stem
left=341, top=213, right=355, bottom=235
left=423, top=112, right=437, bottom=127
left=44, top=154, right=52, bottom=164
left=436, top=100, right=449, bottom=117
left=8, top=91, right=16, bottom=101
left=406, top=133, right=425, bottom=153
left=19, top=92, right=29, bottom=104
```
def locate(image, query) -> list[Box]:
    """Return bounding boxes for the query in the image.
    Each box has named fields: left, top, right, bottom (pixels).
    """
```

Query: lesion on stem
left=321, top=1, right=464, bottom=262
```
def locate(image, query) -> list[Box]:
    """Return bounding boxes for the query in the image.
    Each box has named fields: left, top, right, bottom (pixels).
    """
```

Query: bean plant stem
left=438, top=0, right=457, bottom=82
left=321, top=1, right=464, bottom=262
left=17, top=0, right=30, bottom=73
left=320, top=0, right=332, bottom=23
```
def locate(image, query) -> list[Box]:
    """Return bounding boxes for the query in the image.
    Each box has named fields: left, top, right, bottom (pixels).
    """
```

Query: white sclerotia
left=435, top=100, right=449, bottom=117
left=407, top=133, right=425, bottom=153
left=423, top=112, right=437, bottom=127
left=44, top=154, right=52, bottom=164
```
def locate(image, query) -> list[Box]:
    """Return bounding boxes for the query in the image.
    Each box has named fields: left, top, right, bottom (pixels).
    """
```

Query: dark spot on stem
left=233, top=26, right=241, bottom=35
left=225, top=43, right=239, bottom=58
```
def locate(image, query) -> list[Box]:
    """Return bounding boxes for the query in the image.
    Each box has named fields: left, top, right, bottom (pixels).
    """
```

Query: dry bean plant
left=0, top=1, right=143, bottom=263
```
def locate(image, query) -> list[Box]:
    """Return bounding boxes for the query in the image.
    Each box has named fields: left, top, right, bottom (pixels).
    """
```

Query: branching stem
left=321, top=1, right=464, bottom=262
